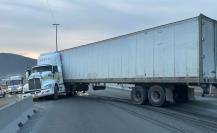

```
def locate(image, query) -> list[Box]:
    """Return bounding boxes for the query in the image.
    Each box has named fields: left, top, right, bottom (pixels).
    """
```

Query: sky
left=0, top=0, right=217, bottom=59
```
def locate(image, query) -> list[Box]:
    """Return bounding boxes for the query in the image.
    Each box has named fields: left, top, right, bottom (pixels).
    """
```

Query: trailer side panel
left=61, top=18, right=199, bottom=83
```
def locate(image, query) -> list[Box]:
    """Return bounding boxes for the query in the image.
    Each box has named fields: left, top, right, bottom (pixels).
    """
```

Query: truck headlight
left=43, top=84, right=52, bottom=89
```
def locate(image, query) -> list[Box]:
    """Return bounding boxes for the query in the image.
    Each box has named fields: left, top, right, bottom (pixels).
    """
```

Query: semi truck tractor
left=28, top=14, right=217, bottom=106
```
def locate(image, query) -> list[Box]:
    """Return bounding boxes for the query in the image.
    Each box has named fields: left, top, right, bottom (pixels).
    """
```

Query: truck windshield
left=9, top=80, right=22, bottom=86
left=32, top=65, right=52, bottom=73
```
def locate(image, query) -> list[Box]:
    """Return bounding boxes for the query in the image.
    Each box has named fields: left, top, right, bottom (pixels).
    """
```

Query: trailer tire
left=148, top=85, right=166, bottom=107
left=53, top=85, right=59, bottom=100
left=131, top=86, right=147, bottom=105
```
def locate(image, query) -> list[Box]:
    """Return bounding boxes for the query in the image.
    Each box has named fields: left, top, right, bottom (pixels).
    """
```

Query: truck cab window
left=32, top=65, right=52, bottom=73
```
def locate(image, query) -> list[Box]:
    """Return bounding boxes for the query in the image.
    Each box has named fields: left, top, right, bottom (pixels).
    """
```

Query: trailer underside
left=64, top=77, right=200, bottom=83
left=64, top=76, right=217, bottom=85
left=63, top=77, right=217, bottom=107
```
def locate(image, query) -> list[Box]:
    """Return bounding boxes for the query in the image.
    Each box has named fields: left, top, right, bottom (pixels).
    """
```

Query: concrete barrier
left=0, top=97, right=35, bottom=133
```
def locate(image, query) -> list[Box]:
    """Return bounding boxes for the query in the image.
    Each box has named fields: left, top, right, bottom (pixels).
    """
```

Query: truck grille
left=29, top=78, right=41, bottom=90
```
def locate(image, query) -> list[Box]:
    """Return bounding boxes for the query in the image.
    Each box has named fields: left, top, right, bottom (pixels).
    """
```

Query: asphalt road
left=0, top=94, right=22, bottom=108
left=17, top=88, right=217, bottom=133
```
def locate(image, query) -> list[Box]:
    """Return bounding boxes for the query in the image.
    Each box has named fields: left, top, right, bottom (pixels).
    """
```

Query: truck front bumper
left=31, top=89, right=54, bottom=98
left=11, top=89, right=19, bottom=93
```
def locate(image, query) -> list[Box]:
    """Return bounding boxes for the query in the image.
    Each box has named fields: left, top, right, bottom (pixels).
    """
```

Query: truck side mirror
left=25, top=70, right=31, bottom=79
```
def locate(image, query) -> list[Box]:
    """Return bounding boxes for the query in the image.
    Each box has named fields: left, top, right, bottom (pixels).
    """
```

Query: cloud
left=0, top=0, right=217, bottom=58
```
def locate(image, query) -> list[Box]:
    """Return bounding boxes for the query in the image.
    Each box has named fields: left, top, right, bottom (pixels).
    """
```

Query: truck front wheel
left=53, top=85, right=59, bottom=100
left=131, top=86, right=147, bottom=105
left=148, top=85, right=166, bottom=107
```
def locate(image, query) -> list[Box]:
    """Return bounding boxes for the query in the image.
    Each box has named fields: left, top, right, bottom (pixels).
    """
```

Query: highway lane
left=17, top=88, right=217, bottom=133
left=0, top=94, right=22, bottom=108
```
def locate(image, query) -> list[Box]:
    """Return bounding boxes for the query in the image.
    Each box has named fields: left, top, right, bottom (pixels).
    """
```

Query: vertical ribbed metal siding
left=201, top=18, right=216, bottom=79
left=60, top=18, right=199, bottom=80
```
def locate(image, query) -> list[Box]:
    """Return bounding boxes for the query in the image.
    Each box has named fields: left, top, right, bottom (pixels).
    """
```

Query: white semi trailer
left=28, top=14, right=217, bottom=106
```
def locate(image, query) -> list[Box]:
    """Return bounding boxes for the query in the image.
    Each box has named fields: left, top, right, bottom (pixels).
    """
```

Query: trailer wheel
left=53, top=85, right=59, bottom=100
left=131, top=86, right=147, bottom=105
left=148, top=85, right=166, bottom=107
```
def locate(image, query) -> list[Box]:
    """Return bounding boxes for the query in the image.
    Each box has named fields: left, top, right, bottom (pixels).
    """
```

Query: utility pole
left=52, top=24, right=60, bottom=51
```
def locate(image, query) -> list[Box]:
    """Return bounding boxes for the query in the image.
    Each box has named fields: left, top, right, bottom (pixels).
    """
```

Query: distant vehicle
left=0, top=78, right=9, bottom=93
left=7, top=76, right=24, bottom=94
left=28, top=14, right=217, bottom=106
left=0, top=87, right=6, bottom=98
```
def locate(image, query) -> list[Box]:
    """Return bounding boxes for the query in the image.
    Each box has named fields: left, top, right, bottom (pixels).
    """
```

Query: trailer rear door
left=201, top=17, right=215, bottom=79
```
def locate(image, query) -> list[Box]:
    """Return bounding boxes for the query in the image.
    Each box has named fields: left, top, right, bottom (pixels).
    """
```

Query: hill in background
left=0, top=53, right=36, bottom=78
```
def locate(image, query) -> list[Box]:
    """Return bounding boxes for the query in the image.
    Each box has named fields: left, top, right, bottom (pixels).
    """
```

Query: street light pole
left=52, top=24, right=60, bottom=51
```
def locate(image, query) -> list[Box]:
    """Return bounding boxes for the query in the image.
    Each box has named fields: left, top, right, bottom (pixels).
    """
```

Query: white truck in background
left=28, top=14, right=217, bottom=106
left=7, top=75, right=24, bottom=94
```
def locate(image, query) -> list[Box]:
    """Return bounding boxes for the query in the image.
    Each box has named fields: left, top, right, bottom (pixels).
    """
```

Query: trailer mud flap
left=188, top=87, right=195, bottom=100
left=165, top=87, right=174, bottom=103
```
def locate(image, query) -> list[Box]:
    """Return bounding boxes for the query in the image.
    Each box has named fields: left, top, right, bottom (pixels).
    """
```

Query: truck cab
left=7, top=76, right=23, bottom=94
left=27, top=52, right=65, bottom=99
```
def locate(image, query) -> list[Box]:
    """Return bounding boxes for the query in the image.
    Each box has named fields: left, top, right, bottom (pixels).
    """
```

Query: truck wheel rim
left=151, top=91, right=160, bottom=102
left=134, top=91, right=142, bottom=101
